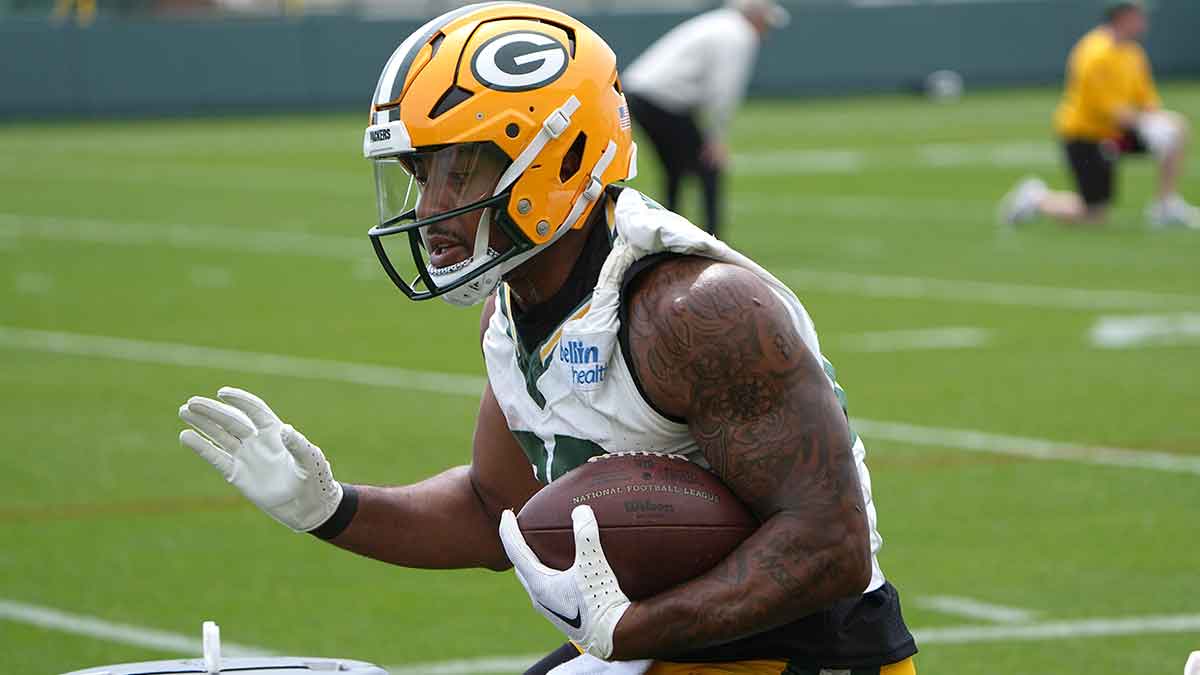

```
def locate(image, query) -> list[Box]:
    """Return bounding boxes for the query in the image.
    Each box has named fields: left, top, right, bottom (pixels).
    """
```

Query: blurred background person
left=50, top=0, right=94, bottom=24
left=622, top=0, right=789, bottom=239
left=1002, top=0, right=1197, bottom=229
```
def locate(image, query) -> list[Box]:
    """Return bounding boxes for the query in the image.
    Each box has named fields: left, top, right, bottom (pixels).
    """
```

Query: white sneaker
left=999, top=176, right=1048, bottom=227
left=1147, top=194, right=1200, bottom=229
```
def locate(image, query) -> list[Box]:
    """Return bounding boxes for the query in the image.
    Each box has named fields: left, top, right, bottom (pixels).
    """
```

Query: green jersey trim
left=822, top=356, right=858, bottom=445
left=512, top=430, right=607, bottom=484
left=496, top=284, right=595, bottom=410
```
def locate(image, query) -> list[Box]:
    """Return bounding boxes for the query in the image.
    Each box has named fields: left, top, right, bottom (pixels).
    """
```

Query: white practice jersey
left=483, top=187, right=886, bottom=593
left=622, top=8, right=759, bottom=140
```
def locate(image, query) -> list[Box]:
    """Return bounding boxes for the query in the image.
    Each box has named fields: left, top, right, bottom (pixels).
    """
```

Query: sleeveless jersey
left=482, top=187, right=914, bottom=667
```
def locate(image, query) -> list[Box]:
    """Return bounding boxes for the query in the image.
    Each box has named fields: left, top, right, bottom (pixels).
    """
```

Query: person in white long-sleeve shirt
left=622, top=0, right=789, bottom=237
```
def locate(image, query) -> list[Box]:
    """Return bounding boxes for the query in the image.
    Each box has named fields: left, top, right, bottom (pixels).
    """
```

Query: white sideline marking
left=14, top=271, right=54, bottom=295
left=732, top=195, right=971, bottom=224
left=0, top=213, right=365, bottom=260
left=1090, top=313, right=1200, bottom=349
left=782, top=268, right=1200, bottom=312
left=2, top=326, right=1198, bottom=476
left=5, top=596, right=1197, bottom=674
left=0, top=598, right=274, bottom=657
left=912, top=613, right=1200, bottom=645
left=916, top=595, right=1037, bottom=624
left=0, top=326, right=484, bottom=398
left=384, top=613, right=1200, bottom=674
left=917, top=141, right=1053, bottom=169
left=188, top=266, right=233, bottom=289
left=853, top=419, right=1200, bottom=476
left=734, top=149, right=865, bottom=174
left=5, top=212, right=1198, bottom=312
left=835, top=327, right=990, bottom=352
left=735, top=141, right=1057, bottom=175
left=385, top=654, right=547, bottom=675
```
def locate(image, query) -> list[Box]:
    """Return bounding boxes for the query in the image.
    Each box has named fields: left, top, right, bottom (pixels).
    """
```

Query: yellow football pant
left=644, top=655, right=916, bottom=675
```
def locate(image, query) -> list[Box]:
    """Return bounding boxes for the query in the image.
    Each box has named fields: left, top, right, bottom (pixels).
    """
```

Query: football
left=516, top=452, right=757, bottom=600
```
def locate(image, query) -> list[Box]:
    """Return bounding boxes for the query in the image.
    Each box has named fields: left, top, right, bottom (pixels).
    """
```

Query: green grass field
left=2, top=82, right=1198, bottom=675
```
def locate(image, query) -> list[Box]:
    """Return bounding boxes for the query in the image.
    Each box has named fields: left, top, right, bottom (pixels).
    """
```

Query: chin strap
left=562, top=140, right=618, bottom=231
left=470, top=207, right=493, bottom=263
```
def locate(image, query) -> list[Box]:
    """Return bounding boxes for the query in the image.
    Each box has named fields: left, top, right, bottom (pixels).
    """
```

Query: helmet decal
left=471, top=31, right=569, bottom=92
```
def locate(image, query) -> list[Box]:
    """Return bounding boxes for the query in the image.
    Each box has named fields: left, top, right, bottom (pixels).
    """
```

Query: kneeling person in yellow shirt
left=1002, top=1, right=1196, bottom=228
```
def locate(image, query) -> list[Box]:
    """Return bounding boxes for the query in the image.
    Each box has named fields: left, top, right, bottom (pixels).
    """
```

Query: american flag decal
left=618, top=99, right=631, bottom=130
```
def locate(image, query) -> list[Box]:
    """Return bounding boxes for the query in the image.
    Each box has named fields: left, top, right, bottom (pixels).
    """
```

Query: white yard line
left=915, top=595, right=1037, bottom=624
left=734, top=149, right=866, bottom=174
left=916, top=141, right=1053, bottom=169
left=5, top=212, right=1197, bottom=312
left=2, top=326, right=1198, bottom=476
left=781, top=268, right=1200, bottom=312
left=1090, top=313, right=1200, bottom=349
left=835, top=327, right=990, bottom=352
left=389, top=614, right=1200, bottom=674
left=0, top=598, right=274, bottom=657
left=6, top=595, right=1197, bottom=674
left=0, top=213, right=364, bottom=260
left=385, top=655, right=548, bottom=675
left=14, top=271, right=54, bottom=295
left=731, top=195, right=973, bottom=224
left=912, top=613, right=1200, bottom=645
left=854, top=419, right=1200, bottom=476
left=734, top=141, right=1057, bottom=175
left=0, top=326, right=484, bottom=398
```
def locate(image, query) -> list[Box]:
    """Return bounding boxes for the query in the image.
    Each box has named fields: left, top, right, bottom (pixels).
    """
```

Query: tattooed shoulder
left=625, top=256, right=806, bottom=416
left=624, top=256, right=856, bottom=515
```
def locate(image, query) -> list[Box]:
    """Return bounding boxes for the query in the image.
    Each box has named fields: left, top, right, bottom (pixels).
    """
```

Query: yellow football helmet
left=364, top=2, right=637, bottom=306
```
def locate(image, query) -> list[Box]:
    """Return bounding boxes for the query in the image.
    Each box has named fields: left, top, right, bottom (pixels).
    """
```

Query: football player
left=177, top=4, right=916, bottom=674
left=1001, top=0, right=1197, bottom=228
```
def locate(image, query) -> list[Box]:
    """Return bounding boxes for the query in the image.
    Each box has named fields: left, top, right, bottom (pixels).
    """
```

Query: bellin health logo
left=560, top=339, right=606, bottom=387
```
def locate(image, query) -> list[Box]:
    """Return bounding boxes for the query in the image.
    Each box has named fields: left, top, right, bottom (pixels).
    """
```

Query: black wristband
left=309, top=483, right=358, bottom=541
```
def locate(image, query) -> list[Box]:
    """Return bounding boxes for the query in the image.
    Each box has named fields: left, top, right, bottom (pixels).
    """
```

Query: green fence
left=1, top=0, right=1198, bottom=118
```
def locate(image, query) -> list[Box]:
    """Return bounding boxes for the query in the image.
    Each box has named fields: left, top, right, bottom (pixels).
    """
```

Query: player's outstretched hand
left=499, top=505, right=631, bottom=660
left=179, top=386, right=342, bottom=532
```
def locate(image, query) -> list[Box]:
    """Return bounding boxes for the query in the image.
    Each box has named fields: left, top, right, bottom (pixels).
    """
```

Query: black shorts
left=1062, top=130, right=1148, bottom=207
left=624, top=91, right=705, bottom=173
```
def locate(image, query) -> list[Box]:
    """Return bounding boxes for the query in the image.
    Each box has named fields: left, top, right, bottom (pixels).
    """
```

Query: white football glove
left=499, top=505, right=631, bottom=659
left=178, top=386, right=343, bottom=533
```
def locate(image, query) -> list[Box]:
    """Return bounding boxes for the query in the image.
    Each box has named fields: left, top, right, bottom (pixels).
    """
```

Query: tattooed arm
left=610, top=257, right=872, bottom=660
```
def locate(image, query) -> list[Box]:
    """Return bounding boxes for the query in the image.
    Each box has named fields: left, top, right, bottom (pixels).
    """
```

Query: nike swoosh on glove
left=179, top=386, right=342, bottom=532
left=499, top=505, right=631, bottom=659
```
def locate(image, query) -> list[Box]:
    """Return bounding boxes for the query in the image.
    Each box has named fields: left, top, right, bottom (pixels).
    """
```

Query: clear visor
left=373, top=143, right=509, bottom=232
left=369, top=143, right=523, bottom=304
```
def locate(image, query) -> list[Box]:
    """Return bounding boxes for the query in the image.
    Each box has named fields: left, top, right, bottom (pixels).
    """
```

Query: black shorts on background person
left=1062, top=129, right=1148, bottom=207
left=625, top=91, right=722, bottom=237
